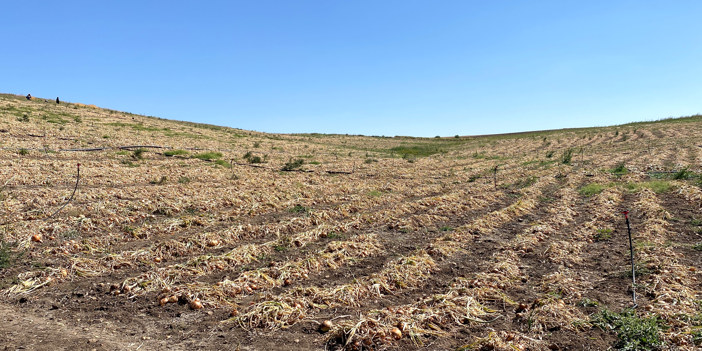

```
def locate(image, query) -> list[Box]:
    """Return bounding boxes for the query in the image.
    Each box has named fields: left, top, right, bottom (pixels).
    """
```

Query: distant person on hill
left=26, top=94, right=32, bottom=100
left=56, top=97, right=60, bottom=104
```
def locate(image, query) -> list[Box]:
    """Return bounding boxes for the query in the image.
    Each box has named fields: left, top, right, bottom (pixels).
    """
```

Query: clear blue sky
left=4, top=1, right=702, bottom=137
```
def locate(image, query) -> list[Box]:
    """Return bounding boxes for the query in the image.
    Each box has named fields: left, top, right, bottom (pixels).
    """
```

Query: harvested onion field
left=1, top=93, right=701, bottom=350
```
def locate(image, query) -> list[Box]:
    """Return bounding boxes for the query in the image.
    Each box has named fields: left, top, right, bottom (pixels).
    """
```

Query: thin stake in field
left=622, top=210, right=637, bottom=308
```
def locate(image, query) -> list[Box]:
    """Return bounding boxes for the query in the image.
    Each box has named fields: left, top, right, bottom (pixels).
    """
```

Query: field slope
left=1, top=93, right=701, bottom=350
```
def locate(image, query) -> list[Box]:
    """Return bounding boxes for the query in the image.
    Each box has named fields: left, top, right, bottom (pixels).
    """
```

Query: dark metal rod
left=623, top=210, right=637, bottom=308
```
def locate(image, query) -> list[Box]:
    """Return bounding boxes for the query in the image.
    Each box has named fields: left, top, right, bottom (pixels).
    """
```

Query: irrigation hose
left=47, top=163, right=81, bottom=219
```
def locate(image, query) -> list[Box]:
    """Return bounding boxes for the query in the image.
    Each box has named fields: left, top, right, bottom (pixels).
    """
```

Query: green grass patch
left=390, top=144, right=446, bottom=158
left=367, top=190, right=383, bottom=197
left=288, top=205, right=309, bottom=214
left=164, top=149, right=189, bottom=157
left=214, top=159, right=230, bottom=168
left=579, top=183, right=606, bottom=197
left=594, top=228, right=613, bottom=242
left=693, top=242, right=702, bottom=251
left=192, top=152, right=223, bottom=161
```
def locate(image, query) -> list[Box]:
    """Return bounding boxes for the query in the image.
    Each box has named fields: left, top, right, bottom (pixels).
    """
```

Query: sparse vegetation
left=579, top=183, right=606, bottom=196
left=243, top=151, right=263, bottom=164
left=192, top=151, right=222, bottom=161
left=591, top=309, right=665, bottom=350
left=281, top=158, right=304, bottom=171
left=131, top=148, right=147, bottom=160
left=1, top=94, right=701, bottom=350
left=164, top=149, right=189, bottom=157
left=561, top=148, right=573, bottom=164
left=611, top=162, right=628, bottom=176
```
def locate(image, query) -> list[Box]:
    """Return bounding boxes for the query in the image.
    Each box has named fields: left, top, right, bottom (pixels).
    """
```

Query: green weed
left=131, top=148, right=146, bottom=160
left=579, top=183, right=606, bottom=197
left=193, top=152, right=222, bottom=161
left=591, top=309, right=665, bottom=350
left=611, top=162, right=628, bottom=176
left=164, top=149, right=189, bottom=157
left=672, top=167, right=693, bottom=180
left=281, top=158, right=304, bottom=171
left=561, top=148, right=574, bottom=164
left=289, top=205, right=309, bottom=214
left=595, top=228, right=613, bottom=241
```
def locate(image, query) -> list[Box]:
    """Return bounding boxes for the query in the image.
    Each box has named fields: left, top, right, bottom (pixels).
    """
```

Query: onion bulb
left=390, top=327, right=402, bottom=340
left=319, top=320, right=333, bottom=333
left=189, top=298, right=203, bottom=310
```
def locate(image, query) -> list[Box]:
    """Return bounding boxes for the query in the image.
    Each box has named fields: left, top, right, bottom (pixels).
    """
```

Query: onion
left=319, top=320, right=333, bottom=333
left=159, top=297, right=169, bottom=306
left=31, top=234, right=42, bottom=243
left=390, top=327, right=402, bottom=340
left=189, top=298, right=203, bottom=310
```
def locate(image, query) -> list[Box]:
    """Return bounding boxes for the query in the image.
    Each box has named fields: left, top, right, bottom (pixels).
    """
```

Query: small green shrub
left=672, top=167, right=693, bottom=180
left=192, top=152, right=222, bottom=161
left=17, top=114, right=29, bottom=122
left=131, top=148, right=146, bottom=160
left=164, top=149, right=189, bottom=157
left=545, top=150, right=554, bottom=158
left=18, top=148, right=29, bottom=155
left=579, top=183, right=606, bottom=196
left=561, top=148, right=574, bottom=164
left=243, top=151, right=263, bottom=164
left=178, top=176, right=191, bottom=184
left=289, top=205, right=309, bottom=214
left=693, top=242, right=702, bottom=251
left=281, top=158, right=304, bottom=171
left=611, top=162, right=628, bottom=176
left=591, top=309, right=665, bottom=350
